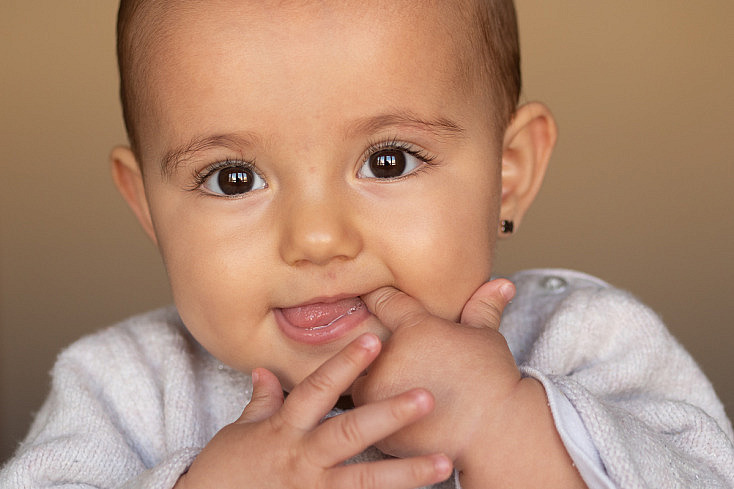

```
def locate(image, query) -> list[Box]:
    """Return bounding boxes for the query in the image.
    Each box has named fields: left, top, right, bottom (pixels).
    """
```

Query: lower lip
left=275, top=300, right=371, bottom=345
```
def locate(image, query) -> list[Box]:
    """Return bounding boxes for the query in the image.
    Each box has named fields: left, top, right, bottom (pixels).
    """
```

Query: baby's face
left=133, top=1, right=504, bottom=389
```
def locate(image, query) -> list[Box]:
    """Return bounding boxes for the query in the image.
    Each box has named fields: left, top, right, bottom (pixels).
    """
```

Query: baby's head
left=117, top=0, right=523, bottom=158
left=111, top=0, right=555, bottom=389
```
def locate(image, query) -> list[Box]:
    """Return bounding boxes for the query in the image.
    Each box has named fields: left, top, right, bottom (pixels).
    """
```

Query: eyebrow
left=346, top=112, right=466, bottom=141
left=159, top=112, right=465, bottom=178
left=160, top=132, right=260, bottom=178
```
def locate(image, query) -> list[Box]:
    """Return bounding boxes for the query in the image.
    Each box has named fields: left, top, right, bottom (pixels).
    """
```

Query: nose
left=278, top=190, right=363, bottom=266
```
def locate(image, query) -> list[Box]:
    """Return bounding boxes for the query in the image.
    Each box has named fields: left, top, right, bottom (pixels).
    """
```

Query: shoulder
left=57, top=306, right=194, bottom=369
left=31, top=307, right=246, bottom=443
left=52, top=305, right=248, bottom=406
left=502, top=269, right=714, bottom=405
left=4, top=309, right=221, bottom=484
left=505, top=268, right=653, bottom=321
left=504, top=269, right=734, bottom=449
left=503, top=268, right=635, bottom=330
left=49, top=306, right=227, bottom=402
left=500, top=269, right=669, bottom=363
left=509, top=268, right=611, bottom=298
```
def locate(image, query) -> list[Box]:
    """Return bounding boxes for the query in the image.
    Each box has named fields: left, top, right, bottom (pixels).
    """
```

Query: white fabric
left=529, top=368, right=616, bottom=489
left=1, top=269, right=732, bottom=488
left=503, top=270, right=734, bottom=488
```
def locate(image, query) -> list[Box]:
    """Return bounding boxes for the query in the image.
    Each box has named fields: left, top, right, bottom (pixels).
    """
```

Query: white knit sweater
left=2, top=269, right=732, bottom=488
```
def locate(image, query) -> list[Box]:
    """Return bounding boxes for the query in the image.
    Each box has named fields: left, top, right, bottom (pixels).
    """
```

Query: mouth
left=275, top=296, right=371, bottom=345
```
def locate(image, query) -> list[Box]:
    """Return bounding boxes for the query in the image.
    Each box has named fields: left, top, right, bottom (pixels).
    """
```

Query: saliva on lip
left=308, top=301, right=365, bottom=330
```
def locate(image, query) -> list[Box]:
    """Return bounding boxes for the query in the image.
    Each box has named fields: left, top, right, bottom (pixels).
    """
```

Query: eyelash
left=360, top=138, right=438, bottom=177
left=189, top=159, right=262, bottom=194
left=188, top=138, right=438, bottom=194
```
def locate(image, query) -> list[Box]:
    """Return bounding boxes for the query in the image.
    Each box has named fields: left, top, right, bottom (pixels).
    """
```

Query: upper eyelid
left=188, top=138, right=435, bottom=184
left=199, top=158, right=258, bottom=176
left=361, top=138, right=436, bottom=163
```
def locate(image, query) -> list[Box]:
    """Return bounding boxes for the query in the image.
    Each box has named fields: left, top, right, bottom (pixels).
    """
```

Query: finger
left=279, top=333, right=381, bottom=430
left=360, top=286, right=429, bottom=333
left=236, top=368, right=284, bottom=424
left=306, top=388, right=434, bottom=467
left=459, top=278, right=515, bottom=330
left=324, top=453, right=453, bottom=489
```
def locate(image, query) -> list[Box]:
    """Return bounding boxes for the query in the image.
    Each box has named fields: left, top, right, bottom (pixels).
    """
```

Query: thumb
left=236, top=368, right=285, bottom=424
left=459, top=279, right=515, bottom=330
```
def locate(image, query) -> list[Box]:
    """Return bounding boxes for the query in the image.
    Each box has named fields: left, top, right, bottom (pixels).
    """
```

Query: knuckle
left=474, top=298, right=503, bottom=325
left=302, top=369, right=338, bottom=396
left=264, top=413, right=287, bottom=436
left=371, top=288, right=397, bottom=317
left=285, top=448, right=318, bottom=487
left=336, top=413, right=366, bottom=448
left=249, top=388, right=269, bottom=406
left=483, top=298, right=504, bottom=318
left=290, top=442, right=315, bottom=472
left=398, top=309, right=426, bottom=329
left=355, top=467, right=379, bottom=489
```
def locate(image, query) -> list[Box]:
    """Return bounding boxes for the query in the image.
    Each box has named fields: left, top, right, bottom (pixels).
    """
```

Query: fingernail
left=358, top=333, right=379, bottom=350
left=408, top=389, right=431, bottom=409
left=251, top=369, right=260, bottom=384
left=500, top=282, right=516, bottom=302
left=432, top=454, right=452, bottom=477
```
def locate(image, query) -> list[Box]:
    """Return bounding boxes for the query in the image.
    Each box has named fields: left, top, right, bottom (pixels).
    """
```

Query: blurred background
left=1, top=1, right=732, bottom=462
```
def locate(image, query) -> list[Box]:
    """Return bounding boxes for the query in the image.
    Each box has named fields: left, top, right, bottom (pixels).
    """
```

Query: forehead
left=135, top=0, right=476, bottom=66
left=132, top=0, right=489, bottom=161
left=139, top=0, right=476, bottom=76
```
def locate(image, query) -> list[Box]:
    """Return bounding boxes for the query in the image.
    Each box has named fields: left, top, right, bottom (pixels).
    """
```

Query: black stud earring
left=500, top=220, right=514, bottom=234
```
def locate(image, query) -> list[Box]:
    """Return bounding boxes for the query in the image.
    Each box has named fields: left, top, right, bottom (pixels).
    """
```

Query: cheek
left=372, top=184, right=498, bottom=321
left=149, top=196, right=274, bottom=350
left=417, top=213, right=495, bottom=320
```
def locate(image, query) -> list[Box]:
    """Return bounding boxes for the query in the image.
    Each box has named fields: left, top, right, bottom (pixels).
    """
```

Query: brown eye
left=369, top=149, right=406, bottom=178
left=360, top=147, right=422, bottom=180
left=203, top=164, right=266, bottom=196
left=219, top=167, right=253, bottom=194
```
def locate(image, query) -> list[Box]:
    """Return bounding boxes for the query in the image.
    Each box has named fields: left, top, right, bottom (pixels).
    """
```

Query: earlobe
left=499, top=102, right=557, bottom=236
left=110, top=146, right=158, bottom=245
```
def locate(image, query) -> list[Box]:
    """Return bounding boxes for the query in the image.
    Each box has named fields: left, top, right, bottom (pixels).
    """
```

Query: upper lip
left=278, top=292, right=367, bottom=309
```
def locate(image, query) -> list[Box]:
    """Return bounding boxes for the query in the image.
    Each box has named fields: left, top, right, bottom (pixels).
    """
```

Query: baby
left=2, top=1, right=733, bottom=488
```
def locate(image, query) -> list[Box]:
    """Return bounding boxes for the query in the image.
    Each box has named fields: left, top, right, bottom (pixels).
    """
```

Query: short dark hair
left=117, top=0, right=521, bottom=157
left=471, top=0, right=522, bottom=126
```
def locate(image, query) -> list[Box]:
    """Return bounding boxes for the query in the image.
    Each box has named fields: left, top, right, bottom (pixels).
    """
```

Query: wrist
left=457, top=377, right=587, bottom=489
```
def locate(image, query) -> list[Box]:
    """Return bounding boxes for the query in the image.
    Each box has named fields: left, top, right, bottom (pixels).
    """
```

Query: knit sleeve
left=506, top=271, right=734, bottom=489
left=0, top=310, right=213, bottom=489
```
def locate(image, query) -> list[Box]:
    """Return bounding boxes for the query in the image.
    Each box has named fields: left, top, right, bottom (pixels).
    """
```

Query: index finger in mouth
left=360, top=286, right=430, bottom=333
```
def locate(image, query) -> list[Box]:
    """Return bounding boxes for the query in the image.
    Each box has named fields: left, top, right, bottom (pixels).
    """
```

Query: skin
left=112, top=1, right=584, bottom=487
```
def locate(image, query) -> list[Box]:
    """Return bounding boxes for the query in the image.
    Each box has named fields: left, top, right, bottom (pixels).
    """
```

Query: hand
left=352, top=279, right=520, bottom=462
left=353, top=281, right=588, bottom=489
left=176, top=334, right=453, bottom=489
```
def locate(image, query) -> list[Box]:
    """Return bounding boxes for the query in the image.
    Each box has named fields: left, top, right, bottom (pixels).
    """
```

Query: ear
left=499, top=102, right=557, bottom=236
left=110, top=146, right=158, bottom=245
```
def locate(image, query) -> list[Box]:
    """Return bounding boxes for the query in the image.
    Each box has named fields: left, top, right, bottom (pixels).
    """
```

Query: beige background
left=1, top=1, right=732, bottom=462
